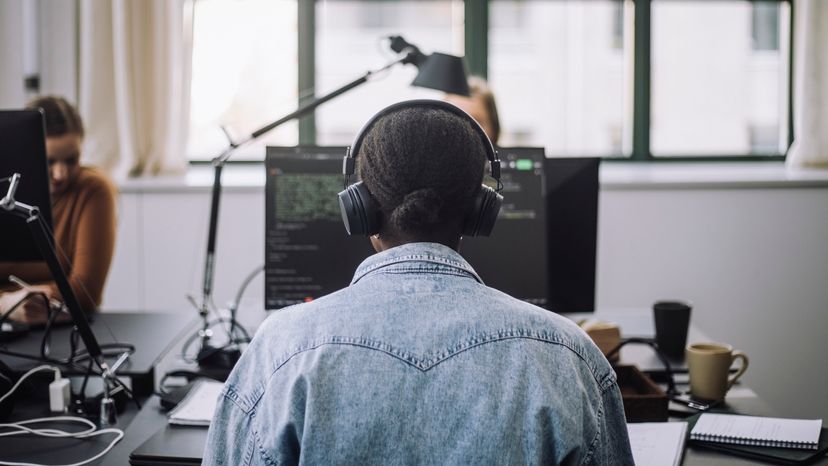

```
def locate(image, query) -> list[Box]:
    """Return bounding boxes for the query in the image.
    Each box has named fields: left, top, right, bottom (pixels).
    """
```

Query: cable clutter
left=0, top=365, right=124, bottom=466
left=1, top=171, right=134, bottom=465
left=179, top=264, right=259, bottom=379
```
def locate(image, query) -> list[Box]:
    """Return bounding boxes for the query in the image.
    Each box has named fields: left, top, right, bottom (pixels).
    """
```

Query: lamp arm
left=1, top=175, right=104, bottom=367
left=213, top=53, right=410, bottom=165
left=198, top=53, right=411, bottom=335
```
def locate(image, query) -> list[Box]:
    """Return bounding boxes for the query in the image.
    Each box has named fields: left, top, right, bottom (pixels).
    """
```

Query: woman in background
left=445, top=75, right=501, bottom=145
left=0, top=96, right=117, bottom=325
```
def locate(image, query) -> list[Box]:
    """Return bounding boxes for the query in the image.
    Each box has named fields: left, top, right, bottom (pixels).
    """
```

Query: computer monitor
left=544, top=157, right=600, bottom=313
left=264, top=146, right=375, bottom=309
left=264, top=146, right=551, bottom=310
left=457, top=147, right=549, bottom=307
left=0, top=110, right=53, bottom=261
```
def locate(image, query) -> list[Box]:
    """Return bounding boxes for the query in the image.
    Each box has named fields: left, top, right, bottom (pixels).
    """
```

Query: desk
left=15, top=309, right=824, bottom=465
left=113, top=311, right=826, bottom=466
left=1, top=312, right=196, bottom=397
left=0, top=312, right=196, bottom=465
left=111, top=377, right=827, bottom=464
left=568, top=309, right=711, bottom=374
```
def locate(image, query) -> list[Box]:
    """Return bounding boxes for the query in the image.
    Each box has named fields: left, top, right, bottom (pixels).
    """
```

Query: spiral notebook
left=690, top=413, right=823, bottom=450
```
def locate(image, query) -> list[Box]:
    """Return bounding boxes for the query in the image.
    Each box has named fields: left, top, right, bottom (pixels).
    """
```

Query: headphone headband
left=338, top=99, right=504, bottom=237
left=342, top=99, right=501, bottom=184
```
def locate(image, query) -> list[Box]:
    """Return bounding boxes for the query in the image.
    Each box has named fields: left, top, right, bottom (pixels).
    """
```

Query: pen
left=8, top=275, right=68, bottom=313
left=669, top=393, right=719, bottom=411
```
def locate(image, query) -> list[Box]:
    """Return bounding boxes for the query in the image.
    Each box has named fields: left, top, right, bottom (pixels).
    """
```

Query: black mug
left=653, top=300, right=692, bottom=359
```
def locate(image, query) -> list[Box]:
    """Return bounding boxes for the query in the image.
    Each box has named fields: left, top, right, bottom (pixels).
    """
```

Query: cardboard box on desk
left=581, top=321, right=621, bottom=363
left=615, top=364, right=668, bottom=422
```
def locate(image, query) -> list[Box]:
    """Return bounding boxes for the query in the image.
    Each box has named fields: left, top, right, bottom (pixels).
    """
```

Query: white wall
left=0, top=0, right=26, bottom=106
left=104, top=168, right=828, bottom=420
left=597, top=186, right=828, bottom=421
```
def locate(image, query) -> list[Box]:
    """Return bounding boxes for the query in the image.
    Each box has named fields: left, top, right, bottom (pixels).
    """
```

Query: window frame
left=627, top=0, right=793, bottom=162
left=196, top=0, right=794, bottom=164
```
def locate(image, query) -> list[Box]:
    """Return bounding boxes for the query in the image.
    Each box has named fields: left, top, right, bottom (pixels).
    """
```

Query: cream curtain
left=787, top=0, right=828, bottom=168
left=78, top=0, right=193, bottom=177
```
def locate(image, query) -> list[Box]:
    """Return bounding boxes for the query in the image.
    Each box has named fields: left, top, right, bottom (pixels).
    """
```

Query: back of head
left=25, top=95, right=84, bottom=138
left=357, top=104, right=488, bottom=244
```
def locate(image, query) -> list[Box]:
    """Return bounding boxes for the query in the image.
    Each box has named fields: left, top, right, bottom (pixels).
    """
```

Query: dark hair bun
left=389, top=188, right=443, bottom=231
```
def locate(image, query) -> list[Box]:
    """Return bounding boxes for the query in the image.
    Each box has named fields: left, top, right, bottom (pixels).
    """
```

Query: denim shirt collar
left=351, top=242, right=484, bottom=285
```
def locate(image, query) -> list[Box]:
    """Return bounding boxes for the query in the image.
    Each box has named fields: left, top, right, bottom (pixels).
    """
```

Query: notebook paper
left=627, top=422, right=687, bottom=466
left=690, top=414, right=822, bottom=449
left=168, top=379, right=224, bottom=426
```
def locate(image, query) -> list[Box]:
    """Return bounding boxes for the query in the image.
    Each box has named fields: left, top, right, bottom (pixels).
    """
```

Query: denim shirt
left=204, top=242, right=633, bottom=465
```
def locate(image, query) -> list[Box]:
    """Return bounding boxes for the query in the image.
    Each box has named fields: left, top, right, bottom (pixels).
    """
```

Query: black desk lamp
left=1, top=174, right=129, bottom=426
left=195, top=35, right=470, bottom=369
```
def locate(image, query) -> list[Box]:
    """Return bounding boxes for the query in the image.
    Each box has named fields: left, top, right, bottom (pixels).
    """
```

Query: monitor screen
left=0, top=110, right=53, bottom=261
left=265, top=146, right=374, bottom=309
left=264, top=146, right=555, bottom=311
left=458, top=147, right=549, bottom=308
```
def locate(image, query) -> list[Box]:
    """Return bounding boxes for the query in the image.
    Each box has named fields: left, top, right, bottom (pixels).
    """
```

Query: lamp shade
left=412, top=52, right=470, bottom=96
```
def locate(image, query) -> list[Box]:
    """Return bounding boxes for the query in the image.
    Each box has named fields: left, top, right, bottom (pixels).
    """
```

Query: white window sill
left=600, top=162, right=828, bottom=190
left=116, top=161, right=828, bottom=194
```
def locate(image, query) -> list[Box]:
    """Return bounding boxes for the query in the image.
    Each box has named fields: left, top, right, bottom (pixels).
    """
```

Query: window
left=314, top=0, right=464, bottom=145
left=650, top=0, right=790, bottom=157
left=489, top=0, right=632, bottom=156
left=187, top=0, right=298, bottom=161
left=183, top=0, right=793, bottom=162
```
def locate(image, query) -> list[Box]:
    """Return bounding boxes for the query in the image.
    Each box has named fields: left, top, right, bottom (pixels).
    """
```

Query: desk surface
left=113, top=309, right=825, bottom=466
left=0, top=312, right=196, bottom=375
left=114, top=393, right=827, bottom=466
left=568, top=310, right=703, bottom=374
left=7, top=309, right=823, bottom=465
left=0, top=312, right=198, bottom=466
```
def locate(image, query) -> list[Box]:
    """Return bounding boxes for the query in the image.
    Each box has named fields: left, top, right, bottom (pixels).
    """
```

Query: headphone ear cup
left=338, top=181, right=380, bottom=237
left=463, top=185, right=503, bottom=237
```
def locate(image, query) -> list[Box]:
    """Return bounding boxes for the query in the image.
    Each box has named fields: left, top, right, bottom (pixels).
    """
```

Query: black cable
left=76, top=358, right=94, bottom=408
left=40, top=297, right=62, bottom=361
left=34, top=215, right=124, bottom=351
left=606, top=337, right=678, bottom=396
left=227, top=264, right=263, bottom=345
left=180, top=317, right=251, bottom=363
left=0, top=347, right=91, bottom=375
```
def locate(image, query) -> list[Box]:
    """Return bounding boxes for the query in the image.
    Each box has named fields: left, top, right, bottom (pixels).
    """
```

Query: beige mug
left=686, top=342, right=749, bottom=401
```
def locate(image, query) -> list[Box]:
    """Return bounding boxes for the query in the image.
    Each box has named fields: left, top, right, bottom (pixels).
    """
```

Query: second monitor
left=264, top=146, right=550, bottom=310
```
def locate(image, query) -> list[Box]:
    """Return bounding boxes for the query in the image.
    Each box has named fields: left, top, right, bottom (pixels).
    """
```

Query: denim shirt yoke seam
left=370, top=267, right=473, bottom=280
left=238, top=331, right=613, bottom=397
left=352, top=253, right=482, bottom=285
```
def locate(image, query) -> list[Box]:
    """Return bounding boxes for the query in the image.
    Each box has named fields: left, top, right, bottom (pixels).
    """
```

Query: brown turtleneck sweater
left=0, top=167, right=117, bottom=312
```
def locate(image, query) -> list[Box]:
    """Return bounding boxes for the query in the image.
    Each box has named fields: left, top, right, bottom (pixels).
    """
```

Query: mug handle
left=726, top=350, right=749, bottom=389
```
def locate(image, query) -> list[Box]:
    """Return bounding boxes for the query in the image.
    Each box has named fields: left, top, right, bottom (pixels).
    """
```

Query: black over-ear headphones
left=337, top=99, right=503, bottom=237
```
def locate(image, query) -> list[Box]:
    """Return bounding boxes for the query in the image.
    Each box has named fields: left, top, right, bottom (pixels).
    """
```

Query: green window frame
left=298, top=0, right=794, bottom=161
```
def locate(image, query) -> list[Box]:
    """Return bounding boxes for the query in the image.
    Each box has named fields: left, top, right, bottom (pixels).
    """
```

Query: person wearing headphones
left=204, top=100, right=632, bottom=465
left=0, top=96, right=117, bottom=325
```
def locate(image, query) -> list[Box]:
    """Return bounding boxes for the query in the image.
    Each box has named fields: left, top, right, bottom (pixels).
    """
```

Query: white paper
left=627, top=422, right=687, bottom=466
left=168, top=379, right=224, bottom=426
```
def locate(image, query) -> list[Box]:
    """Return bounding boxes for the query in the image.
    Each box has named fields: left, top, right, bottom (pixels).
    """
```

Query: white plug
left=48, top=370, right=70, bottom=413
